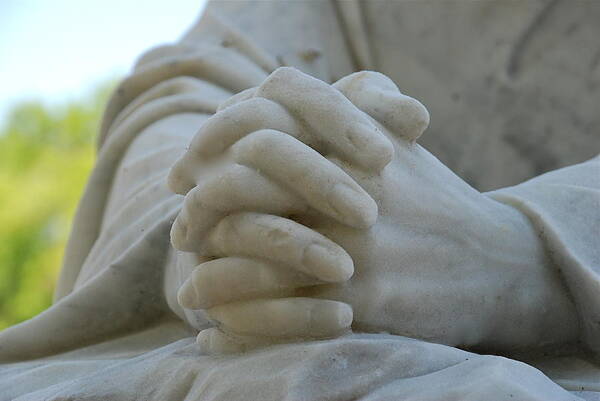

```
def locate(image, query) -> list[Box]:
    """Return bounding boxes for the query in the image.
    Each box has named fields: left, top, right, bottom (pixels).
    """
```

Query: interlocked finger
left=196, top=327, right=274, bottom=354
left=255, top=67, right=394, bottom=172
left=167, top=97, right=304, bottom=195
left=333, top=71, right=429, bottom=141
left=178, top=256, right=316, bottom=310
left=216, top=87, right=257, bottom=112
left=191, top=97, right=302, bottom=158
left=171, top=164, right=305, bottom=252
left=232, top=129, right=377, bottom=229
left=171, top=127, right=378, bottom=242
left=207, top=212, right=354, bottom=282
left=206, top=297, right=353, bottom=338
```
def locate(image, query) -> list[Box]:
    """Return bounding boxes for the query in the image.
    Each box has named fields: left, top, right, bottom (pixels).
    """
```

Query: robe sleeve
left=487, top=155, right=600, bottom=353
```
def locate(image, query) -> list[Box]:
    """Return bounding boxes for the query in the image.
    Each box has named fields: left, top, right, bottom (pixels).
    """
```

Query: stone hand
left=323, top=71, right=580, bottom=351
left=172, top=67, right=580, bottom=354
left=168, top=67, right=398, bottom=352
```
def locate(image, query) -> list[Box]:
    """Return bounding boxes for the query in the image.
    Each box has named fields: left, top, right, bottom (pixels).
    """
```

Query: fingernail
left=310, top=301, right=353, bottom=336
left=177, top=279, right=199, bottom=309
left=170, top=217, right=188, bottom=250
left=196, top=328, right=212, bottom=350
left=328, top=183, right=377, bottom=228
left=303, top=243, right=354, bottom=282
left=366, top=128, right=394, bottom=170
left=349, top=123, right=394, bottom=172
left=335, top=303, right=353, bottom=329
left=402, top=97, right=430, bottom=141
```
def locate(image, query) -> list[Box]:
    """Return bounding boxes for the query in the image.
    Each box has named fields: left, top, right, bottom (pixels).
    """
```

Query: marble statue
left=1, top=1, right=599, bottom=400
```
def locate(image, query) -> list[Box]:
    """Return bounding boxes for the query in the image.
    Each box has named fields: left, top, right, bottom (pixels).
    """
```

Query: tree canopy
left=0, top=84, right=113, bottom=329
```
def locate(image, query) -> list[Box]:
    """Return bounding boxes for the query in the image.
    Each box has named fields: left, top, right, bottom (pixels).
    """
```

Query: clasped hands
left=168, top=68, right=578, bottom=354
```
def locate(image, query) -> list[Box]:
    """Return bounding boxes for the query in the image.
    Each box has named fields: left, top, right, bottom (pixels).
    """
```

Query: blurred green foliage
left=0, top=84, right=114, bottom=329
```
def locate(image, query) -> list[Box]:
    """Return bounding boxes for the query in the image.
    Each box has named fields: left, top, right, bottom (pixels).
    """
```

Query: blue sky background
left=0, top=0, right=208, bottom=124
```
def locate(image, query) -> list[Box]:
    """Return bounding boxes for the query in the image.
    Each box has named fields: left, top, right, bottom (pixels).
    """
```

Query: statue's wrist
left=482, top=198, right=579, bottom=348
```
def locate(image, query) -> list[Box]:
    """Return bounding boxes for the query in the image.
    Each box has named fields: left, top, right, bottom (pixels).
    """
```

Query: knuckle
left=233, top=99, right=279, bottom=125
left=266, top=225, right=294, bottom=248
left=235, top=129, right=281, bottom=159
left=205, top=168, right=246, bottom=205
left=237, top=96, right=275, bottom=111
left=166, top=76, right=195, bottom=92
left=268, top=66, right=302, bottom=83
left=167, top=158, right=192, bottom=194
left=184, top=185, right=206, bottom=209
left=217, top=87, right=257, bottom=112
left=258, top=67, right=304, bottom=95
left=184, top=175, right=231, bottom=213
left=170, top=214, right=189, bottom=250
left=235, top=98, right=297, bottom=133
